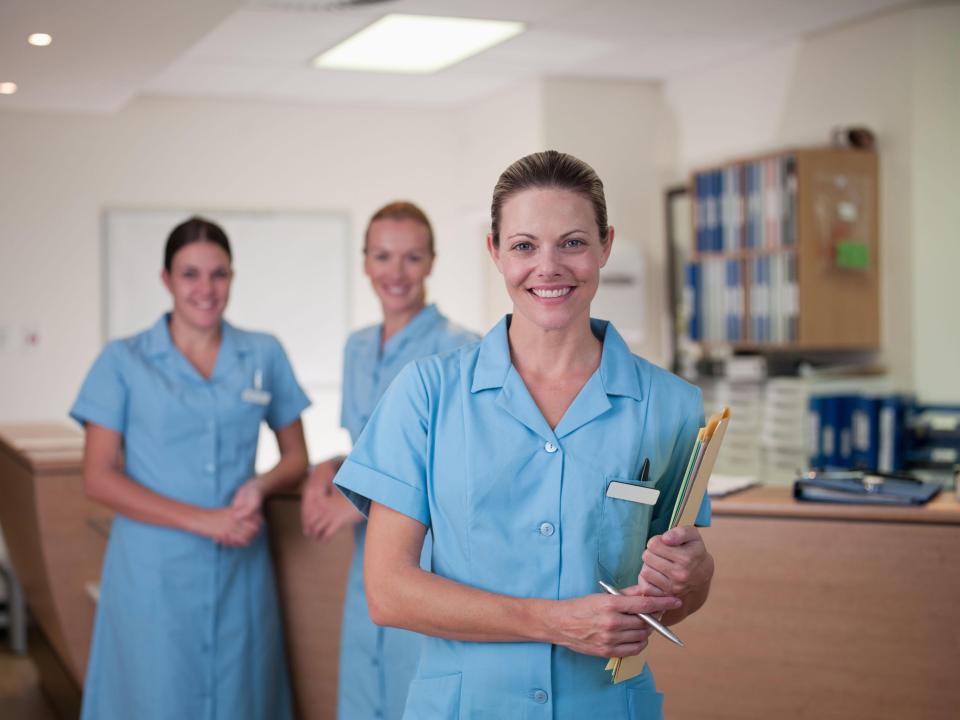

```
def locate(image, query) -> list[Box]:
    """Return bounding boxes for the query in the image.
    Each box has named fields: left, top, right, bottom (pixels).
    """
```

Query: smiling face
left=364, top=217, right=435, bottom=317
left=161, top=240, right=233, bottom=332
left=488, top=187, right=613, bottom=333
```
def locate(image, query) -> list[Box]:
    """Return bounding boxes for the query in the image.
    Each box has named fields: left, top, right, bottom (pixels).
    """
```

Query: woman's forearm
left=254, top=420, right=309, bottom=496
left=367, top=562, right=554, bottom=644
left=364, top=502, right=684, bottom=657
left=252, top=446, right=308, bottom=496
left=85, top=466, right=208, bottom=534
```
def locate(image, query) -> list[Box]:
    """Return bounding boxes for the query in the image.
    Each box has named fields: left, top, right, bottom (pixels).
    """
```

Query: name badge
left=242, top=368, right=272, bottom=405
left=241, top=388, right=272, bottom=405
left=606, top=481, right=660, bottom=506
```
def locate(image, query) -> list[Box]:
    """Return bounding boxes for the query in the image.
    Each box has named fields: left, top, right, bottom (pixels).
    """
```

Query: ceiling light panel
left=0, top=82, right=18, bottom=95
left=312, top=14, right=525, bottom=74
left=28, top=33, right=53, bottom=47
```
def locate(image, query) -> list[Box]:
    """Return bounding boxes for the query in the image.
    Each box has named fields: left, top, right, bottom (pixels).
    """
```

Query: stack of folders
left=606, top=407, right=732, bottom=684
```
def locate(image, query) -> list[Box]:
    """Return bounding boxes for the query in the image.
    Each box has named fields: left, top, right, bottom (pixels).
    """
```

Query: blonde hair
left=364, top=201, right=434, bottom=255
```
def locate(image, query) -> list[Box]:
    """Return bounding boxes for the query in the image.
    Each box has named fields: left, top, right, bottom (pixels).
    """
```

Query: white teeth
left=532, top=287, right=571, bottom=298
left=385, top=286, right=408, bottom=296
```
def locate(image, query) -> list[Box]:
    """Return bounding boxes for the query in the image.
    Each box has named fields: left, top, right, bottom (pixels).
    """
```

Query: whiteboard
left=103, top=208, right=354, bottom=466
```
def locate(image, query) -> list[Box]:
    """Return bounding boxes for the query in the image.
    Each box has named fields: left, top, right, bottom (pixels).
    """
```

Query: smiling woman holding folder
left=335, top=151, right=715, bottom=719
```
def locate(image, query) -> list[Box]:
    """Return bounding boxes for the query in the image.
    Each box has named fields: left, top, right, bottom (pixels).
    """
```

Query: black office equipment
left=793, top=470, right=940, bottom=506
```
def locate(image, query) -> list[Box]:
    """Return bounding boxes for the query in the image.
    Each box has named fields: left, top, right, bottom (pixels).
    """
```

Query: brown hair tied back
left=164, top=216, right=232, bottom=272
left=490, top=150, right=608, bottom=248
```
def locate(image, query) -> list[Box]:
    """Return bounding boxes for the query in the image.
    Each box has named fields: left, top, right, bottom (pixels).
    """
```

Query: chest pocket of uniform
left=598, top=476, right=655, bottom=589
left=225, top=397, right=267, bottom=465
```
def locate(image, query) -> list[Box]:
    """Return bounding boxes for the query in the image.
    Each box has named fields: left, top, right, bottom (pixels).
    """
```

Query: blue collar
left=470, top=315, right=644, bottom=441
left=471, top=315, right=643, bottom=401
left=379, top=303, right=444, bottom=359
left=143, top=313, right=252, bottom=380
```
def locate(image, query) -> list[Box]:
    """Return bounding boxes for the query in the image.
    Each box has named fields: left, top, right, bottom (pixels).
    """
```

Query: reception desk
left=0, top=423, right=106, bottom=717
left=647, top=487, right=960, bottom=720
left=265, top=491, right=352, bottom=720
left=2, top=421, right=957, bottom=720
left=0, top=423, right=354, bottom=719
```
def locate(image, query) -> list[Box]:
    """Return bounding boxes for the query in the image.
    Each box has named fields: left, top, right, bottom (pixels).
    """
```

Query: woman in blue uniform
left=300, top=202, right=477, bottom=719
left=71, top=217, right=310, bottom=720
left=335, top=152, right=716, bottom=719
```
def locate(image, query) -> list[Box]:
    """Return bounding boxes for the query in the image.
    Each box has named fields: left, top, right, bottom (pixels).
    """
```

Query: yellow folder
left=607, top=407, right=731, bottom=683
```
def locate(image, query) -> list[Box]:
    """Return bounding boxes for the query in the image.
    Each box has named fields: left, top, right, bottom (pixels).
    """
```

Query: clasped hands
left=208, top=478, right=265, bottom=547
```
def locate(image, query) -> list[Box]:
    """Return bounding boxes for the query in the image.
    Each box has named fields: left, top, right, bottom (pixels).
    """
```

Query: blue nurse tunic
left=337, top=303, right=477, bottom=720
left=70, top=315, right=310, bottom=720
left=336, top=316, right=710, bottom=720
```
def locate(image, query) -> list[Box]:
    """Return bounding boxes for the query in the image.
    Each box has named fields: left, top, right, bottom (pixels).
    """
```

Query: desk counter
left=647, top=486, right=960, bottom=720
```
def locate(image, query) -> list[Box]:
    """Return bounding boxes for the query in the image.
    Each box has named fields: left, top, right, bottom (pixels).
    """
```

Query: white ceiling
left=0, top=0, right=920, bottom=114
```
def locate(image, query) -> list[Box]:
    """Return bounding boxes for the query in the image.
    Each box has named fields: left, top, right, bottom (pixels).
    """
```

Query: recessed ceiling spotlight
left=0, top=82, right=18, bottom=95
left=28, top=33, right=53, bottom=47
left=312, top=14, right=525, bottom=74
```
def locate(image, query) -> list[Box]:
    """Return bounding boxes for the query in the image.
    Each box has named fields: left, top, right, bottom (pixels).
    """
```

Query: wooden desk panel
left=267, top=495, right=353, bottom=720
left=647, top=489, right=960, bottom=720
left=0, top=424, right=102, bottom=685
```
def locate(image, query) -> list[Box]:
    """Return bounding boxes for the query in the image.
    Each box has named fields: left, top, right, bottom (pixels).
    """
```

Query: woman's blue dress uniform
left=337, top=303, right=477, bottom=720
left=70, top=315, right=310, bottom=720
left=336, top=317, right=710, bottom=720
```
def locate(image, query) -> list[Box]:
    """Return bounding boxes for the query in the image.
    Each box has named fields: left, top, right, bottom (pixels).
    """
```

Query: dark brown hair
left=164, top=216, right=231, bottom=272
left=490, top=150, right=608, bottom=247
left=364, top=201, right=435, bottom=255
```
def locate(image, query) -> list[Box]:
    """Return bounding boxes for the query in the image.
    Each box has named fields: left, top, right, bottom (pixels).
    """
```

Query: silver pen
left=597, top=580, right=685, bottom=648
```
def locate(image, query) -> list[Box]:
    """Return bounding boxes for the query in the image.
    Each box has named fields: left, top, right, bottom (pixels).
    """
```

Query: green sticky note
left=836, top=240, right=869, bottom=269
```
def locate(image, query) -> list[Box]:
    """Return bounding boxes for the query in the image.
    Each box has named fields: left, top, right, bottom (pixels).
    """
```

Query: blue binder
left=851, top=396, right=881, bottom=470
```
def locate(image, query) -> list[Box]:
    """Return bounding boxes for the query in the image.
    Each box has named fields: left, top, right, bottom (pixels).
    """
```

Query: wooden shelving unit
left=684, top=147, right=880, bottom=352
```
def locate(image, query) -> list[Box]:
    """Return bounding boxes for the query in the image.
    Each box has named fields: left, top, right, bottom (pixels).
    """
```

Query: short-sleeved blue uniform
left=337, top=304, right=478, bottom=720
left=70, top=314, right=310, bottom=720
left=336, top=316, right=709, bottom=720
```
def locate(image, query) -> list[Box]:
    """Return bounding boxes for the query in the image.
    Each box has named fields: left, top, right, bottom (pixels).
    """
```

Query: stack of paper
left=606, top=406, right=731, bottom=683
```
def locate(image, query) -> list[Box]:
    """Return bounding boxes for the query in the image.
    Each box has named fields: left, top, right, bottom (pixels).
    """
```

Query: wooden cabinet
left=686, top=148, right=880, bottom=351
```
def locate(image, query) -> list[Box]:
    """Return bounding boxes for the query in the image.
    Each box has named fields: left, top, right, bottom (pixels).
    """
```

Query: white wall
left=910, top=4, right=960, bottom=403
left=542, top=77, right=675, bottom=364
left=450, top=80, right=546, bottom=331
left=3, top=1, right=956, bottom=433
left=0, top=79, right=676, bottom=435
left=0, top=97, right=477, bottom=429
left=664, top=4, right=960, bottom=402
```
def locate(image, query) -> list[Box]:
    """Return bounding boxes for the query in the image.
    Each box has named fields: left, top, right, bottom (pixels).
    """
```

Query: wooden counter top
left=0, top=424, right=83, bottom=473
left=711, top=484, right=960, bottom=525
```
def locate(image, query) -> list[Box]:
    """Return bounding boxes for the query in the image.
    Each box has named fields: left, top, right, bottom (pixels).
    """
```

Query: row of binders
left=606, top=407, right=731, bottom=684
left=809, top=394, right=960, bottom=478
left=694, top=156, right=798, bottom=253
left=684, top=251, right=798, bottom=344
